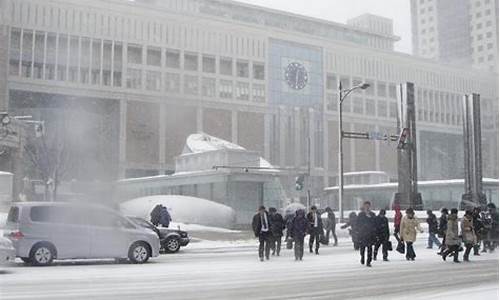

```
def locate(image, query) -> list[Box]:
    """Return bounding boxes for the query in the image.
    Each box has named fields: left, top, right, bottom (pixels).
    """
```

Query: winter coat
left=341, top=214, right=359, bottom=243
left=252, top=212, right=271, bottom=237
left=150, top=205, right=161, bottom=226
left=400, top=215, right=422, bottom=242
left=445, top=214, right=461, bottom=246
left=375, top=215, right=390, bottom=242
left=426, top=213, right=439, bottom=234
left=291, top=213, right=309, bottom=239
left=438, top=214, right=448, bottom=237
left=357, top=211, right=377, bottom=246
left=307, top=211, right=323, bottom=232
left=461, top=215, right=477, bottom=245
left=324, top=212, right=336, bottom=231
left=269, top=213, right=285, bottom=237
left=393, top=204, right=402, bottom=231
left=159, top=207, right=171, bottom=227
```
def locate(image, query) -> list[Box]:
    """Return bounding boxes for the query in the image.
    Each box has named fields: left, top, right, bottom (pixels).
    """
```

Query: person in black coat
left=438, top=208, right=449, bottom=254
left=357, top=201, right=377, bottom=267
left=373, top=209, right=390, bottom=261
left=324, top=207, right=338, bottom=246
left=269, top=207, right=285, bottom=256
left=290, top=209, right=309, bottom=261
left=341, top=212, right=360, bottom=250
left=472, top=207, right=485, bottom=255
left=252, top=206, right=272, bottom=261
left=306, top=206, right=323, bottom=254
left=426, top=210, right=441, bottom=249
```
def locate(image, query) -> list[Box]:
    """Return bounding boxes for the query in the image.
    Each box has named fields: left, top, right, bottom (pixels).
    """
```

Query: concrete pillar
left=118, top=99, right=127, bottom=178
left=294, top=107, right=301, bottom=166
left=264, top=113, right=271, bottom=160
left=231, top=110, right=238, bottom=144
left=0, top=25, right=9, bottom=111
left=279, top=106, right=286, bottom=167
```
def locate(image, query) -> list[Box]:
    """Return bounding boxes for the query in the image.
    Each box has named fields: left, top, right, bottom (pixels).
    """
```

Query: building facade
left=411, top=0, right=499, bottom=72
left=0, top=0, right=498, bottom=202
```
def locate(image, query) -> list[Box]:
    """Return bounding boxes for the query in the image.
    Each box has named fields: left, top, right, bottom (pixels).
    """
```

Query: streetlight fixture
left=338, top=81, right=370, bottom=222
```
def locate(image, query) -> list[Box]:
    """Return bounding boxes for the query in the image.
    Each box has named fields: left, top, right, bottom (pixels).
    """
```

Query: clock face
left=284, top=62, right=308, bottom=90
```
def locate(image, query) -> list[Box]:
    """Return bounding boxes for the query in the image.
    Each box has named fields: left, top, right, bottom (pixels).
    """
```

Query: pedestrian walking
left=307, top=206, right=323, bottom=255
left=324, top=207, right=338, bottom=246
left=461, top=210, right=477, bottom=262
left=357, top=201, right=376, bottom=267
left=150, top=204, right=162, bottom=226
left=290, top=209, right=309, bottom=261
left=269, top=207, right=285, bottom=256
left=441, top=208, right=461, bottom=263
left=400, top=208, right=423, bottom=261
left=486, top=203, right=499, bottom=252
left=374, top=209, right=390, bottom=262
left=426, top=210, right=441, bottom=249
left=437, top=208, right=449, bottom=254
left=252, top=206, right=272, bottom=261
left=341, top=212, right=360, bottom=250
left=393, top=200, right=402, bottom=238
left=472, top=207, right=485, bottom=255
left=159, top=205, right=172, bottom=228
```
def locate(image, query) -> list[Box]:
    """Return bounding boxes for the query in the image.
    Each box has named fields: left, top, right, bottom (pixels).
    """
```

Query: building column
left=231, top=110, right=238, bottom=144
left=279, top=106, right=286, bottom=167
left=118, top=99, right=127, bottom=178
left=308, top=108, right=316, bottom=173
left=264, top=113, right=271, bottom=160
left=375, top=124, right=381, bottom=171
left=196, top=106, right=203, bottom=133
left=323, top=112, right=329, bottom=187
left=159, top=104, right=166, bottom=168
left=294, top=107, right=301, bottom=166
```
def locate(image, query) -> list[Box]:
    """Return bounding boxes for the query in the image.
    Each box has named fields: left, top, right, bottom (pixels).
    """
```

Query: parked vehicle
left=0, top=236, right=15, bottom=265
left=4, top=202, right=160, bottom=266
left=128, top=217, right=190, bottom=253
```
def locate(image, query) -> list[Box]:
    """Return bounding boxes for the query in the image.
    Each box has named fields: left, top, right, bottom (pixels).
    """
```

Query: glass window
left=127, top=44, right=142, bottom=64
left=236, top=60, right=249, bottom=77
left=388, top=84, right=397, bottom=99
left=365, top=99, right=375, bottom=115
left=147, top=47, right=161, bottom=66
left=377, top=82, right=387, bottom=97
left=165, top=72, right=180, bottom=93
left=253, top=62, right=265, bottom=80
left=166, top=49, right=180, bottom=68
left=219, top=80, right=233, bottom=99
left=352, top=97, right=363, bottom=114
left=252, top=84, right=265, bottom=103
left=201, top=77, right=216, bottom=97
left=126, top=68, right=142, bottom=89
left=326, top=74, right=337, bottom=90
left=377, top=100, right=387, bottom=117
left=339, top=76, right=350, bottom=89
left=183, top=75, right=198, bottom=95
left=184, top=53, right=198, bottom=71
left=220, top=57, right=233, bottom=76
left=145, top=71, right=161, bottom=91
left=365, top=79, right=375, bottom=95
left=236, top=82, right=250, bottom=101
left=389, top=101, right=398, bottom=118
left=352, top=78, right=363, bottom=94
left=113, top=43, right=123, bottom=87
left=202, top=56, right=216, bottom=73
left=326, top=93, right=337, bottom=111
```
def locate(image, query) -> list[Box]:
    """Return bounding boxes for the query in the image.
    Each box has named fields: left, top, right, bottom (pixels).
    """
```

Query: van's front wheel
left=128, top=242, right=150, bottom=264
left=30, top=243, right=55, bottom=266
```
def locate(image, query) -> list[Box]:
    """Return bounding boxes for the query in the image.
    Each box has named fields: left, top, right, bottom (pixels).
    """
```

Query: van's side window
left=30, top=206, right=52, bottom=222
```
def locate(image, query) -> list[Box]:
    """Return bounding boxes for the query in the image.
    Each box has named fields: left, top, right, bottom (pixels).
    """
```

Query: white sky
left=236, top=0, right=412, bottom=54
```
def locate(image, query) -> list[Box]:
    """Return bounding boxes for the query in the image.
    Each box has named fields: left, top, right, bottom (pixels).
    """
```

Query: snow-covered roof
left=183, top=133, right=245, bottom=154
left=324, top=178, right=499, bottom=191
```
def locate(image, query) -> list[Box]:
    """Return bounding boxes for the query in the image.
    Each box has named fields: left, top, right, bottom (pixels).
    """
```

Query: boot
left=360, top=256, right=365, bottom=265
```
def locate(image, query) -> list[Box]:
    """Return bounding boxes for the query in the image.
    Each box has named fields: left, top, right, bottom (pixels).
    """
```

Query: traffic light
left=397, top=128, right=410, bottom=150
left=295, top=174, right=305, bottom=191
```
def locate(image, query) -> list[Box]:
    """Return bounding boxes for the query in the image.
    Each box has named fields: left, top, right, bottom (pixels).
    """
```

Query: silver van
left=4, top=202, right=160, bottom=266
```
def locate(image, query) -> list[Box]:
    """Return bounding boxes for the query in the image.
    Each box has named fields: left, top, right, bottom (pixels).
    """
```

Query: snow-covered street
left=1, top=237, right=498, bottom=300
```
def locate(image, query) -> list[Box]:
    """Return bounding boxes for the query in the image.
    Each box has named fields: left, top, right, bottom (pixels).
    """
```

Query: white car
left=0, top=236, right=16, bottom=265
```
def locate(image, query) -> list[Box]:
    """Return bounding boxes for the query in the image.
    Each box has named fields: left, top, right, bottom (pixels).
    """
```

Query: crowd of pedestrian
left=251, top=202, right=499, bottom=265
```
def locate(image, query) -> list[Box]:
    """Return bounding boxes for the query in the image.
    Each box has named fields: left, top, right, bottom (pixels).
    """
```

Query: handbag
left=396, top=240, right=405, bottom=254
left=386, top=240, right=393, bottom=251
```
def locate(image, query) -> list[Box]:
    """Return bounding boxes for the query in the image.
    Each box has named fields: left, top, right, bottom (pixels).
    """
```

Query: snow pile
left=169, top=222, right=240, bottom=233
left=120, top=195, right=236, bottom=228
left=184, top=133, right=244, bottom=154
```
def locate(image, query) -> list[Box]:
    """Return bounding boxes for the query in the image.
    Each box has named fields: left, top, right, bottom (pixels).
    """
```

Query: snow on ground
left=169, top=222, right=240, bottom=233
left=1, top=235, right=497, bottom=300
left=120, top=195, right=236, bottom=228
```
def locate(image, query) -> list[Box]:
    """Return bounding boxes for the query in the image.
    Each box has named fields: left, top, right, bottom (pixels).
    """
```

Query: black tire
left=21, top=257, right=31, bottom=264
left=128, top=242, right=150, bottom=264
left=163, top=236, right=181, bottom=253
left=29, top=243, right=55, bottom=266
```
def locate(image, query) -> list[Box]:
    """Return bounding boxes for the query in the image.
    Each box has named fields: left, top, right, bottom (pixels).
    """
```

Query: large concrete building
left=0, top=0, right=497, bottom=203
left=411, top=0, right=499, bottom=71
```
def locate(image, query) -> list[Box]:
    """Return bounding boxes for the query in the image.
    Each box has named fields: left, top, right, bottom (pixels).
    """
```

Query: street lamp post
left=338, top=82, right=370, bottom=222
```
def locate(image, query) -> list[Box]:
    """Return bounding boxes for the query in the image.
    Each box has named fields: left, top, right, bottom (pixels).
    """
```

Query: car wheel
left=164, top=236, right=181, bottom=253
left=30, top=243, right=55, bottom=266
left=128, top=242, right=150, bottom=264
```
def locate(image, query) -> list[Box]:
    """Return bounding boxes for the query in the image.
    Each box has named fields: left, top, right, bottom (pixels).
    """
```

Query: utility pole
left=338, top=82, right=344, bottom=222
